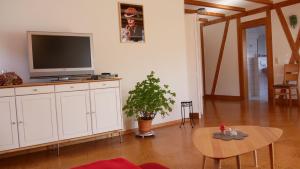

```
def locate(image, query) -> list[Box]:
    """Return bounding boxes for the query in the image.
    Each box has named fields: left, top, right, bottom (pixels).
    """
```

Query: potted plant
left=123, top=71, right=176, bottom=133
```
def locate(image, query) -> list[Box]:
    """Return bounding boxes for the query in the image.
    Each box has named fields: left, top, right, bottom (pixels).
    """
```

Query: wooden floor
left=0, top=99, right=300, bottom=169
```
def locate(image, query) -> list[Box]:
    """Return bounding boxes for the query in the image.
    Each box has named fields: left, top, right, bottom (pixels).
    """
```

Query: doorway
left=240, top=17, right=274, bottom=101
left=245, top=26, right=268, bottom=101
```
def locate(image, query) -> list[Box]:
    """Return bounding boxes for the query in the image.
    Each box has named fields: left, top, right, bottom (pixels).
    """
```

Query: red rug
left=71, top=158, right=169, bottom=169
left=71, top=158, right=141, bottom=169
left=139, top=163, right=169, bottom=169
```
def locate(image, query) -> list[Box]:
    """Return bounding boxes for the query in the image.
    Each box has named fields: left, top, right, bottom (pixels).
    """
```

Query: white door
left=16, top=94, right=58, bottom=147
left=56, top=91, right=92, bottom=140
left=0, top=97, right=19, bottom=151
left=90, top=88, right=122, bottom=134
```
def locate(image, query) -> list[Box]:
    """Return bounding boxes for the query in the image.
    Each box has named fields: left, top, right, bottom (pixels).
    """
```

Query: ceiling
left=185, top=0, right=286, bottom=21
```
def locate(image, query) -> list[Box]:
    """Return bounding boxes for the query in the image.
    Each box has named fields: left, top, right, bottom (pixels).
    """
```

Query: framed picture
left=119, top=3, right=145, bottom=43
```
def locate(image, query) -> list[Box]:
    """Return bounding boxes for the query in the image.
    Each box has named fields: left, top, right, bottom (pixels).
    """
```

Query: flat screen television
left=27, top=31, right=95, bottom=78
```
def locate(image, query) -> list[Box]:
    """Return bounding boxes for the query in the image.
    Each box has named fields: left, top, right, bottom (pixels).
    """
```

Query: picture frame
left=118, top=3, right=145, bottom=43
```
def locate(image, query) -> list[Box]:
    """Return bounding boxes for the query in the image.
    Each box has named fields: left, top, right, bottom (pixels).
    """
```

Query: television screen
left=28, top=32, right=94, bottom=78
left=32, top=35, right=91, bottom=69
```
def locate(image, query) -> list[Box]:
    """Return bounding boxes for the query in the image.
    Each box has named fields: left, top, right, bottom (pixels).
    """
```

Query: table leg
left=236, top=156, right=241, bottom=169
left=213, top=159, right=221, bottom=169
left=253, top=150, right=258, bottom=168
left=288, top=88, right=292, bottom=106
left=269, top=143, right=275, bottom=169
left=202, top=156, right=206, bottom=169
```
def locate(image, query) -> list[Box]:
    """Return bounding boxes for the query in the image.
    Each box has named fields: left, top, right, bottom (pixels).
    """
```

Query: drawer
left=15, top=86, right=54, bottom=95
left=89, top=81, right=119, bottom=89
left=0, top=88, right=15, bottom=97
left=55, top=83, right=89, bottom=92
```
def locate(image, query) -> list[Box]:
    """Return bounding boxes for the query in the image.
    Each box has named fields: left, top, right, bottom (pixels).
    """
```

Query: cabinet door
left=0, top=97, right=19, bottom=151
left=16, top=94, right=58, bottom=147
left=90, top=88, right=122, bottom=134
left=56, top=91, right=92, bottom=140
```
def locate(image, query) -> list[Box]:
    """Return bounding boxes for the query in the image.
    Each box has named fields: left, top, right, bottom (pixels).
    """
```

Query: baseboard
left=0, top=119, right=183, bottom=159
left=204, top=95, right=242, bottom=101
left=123, top=119, right=182, bottom=135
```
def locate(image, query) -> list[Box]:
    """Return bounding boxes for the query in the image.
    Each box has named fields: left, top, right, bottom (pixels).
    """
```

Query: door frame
left=239, top=14, right=274, bottom=100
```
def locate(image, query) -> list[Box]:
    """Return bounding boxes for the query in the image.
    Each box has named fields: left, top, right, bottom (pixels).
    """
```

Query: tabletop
left=192, top=126, right=283, bottom=159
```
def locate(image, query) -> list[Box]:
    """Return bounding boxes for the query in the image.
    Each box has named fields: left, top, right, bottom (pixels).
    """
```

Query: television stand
left=51, top=75, right=91, bottom=82
left=56, top=76, right=70, bottom=81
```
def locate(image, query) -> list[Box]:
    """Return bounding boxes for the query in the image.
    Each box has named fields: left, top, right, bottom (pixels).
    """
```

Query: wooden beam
left=184, top=0, right=246, bottom=12
left=288, top=22, right=300, bottom=63
left=203, top=6, right=270, bottom=26
left=202, top=0, right=300, bottom=27
left=185, top=9, right=226, bottom=18
left=295, top=29, right=300, bottom=61
left=185, top=9, right=196, bottom=14
left=199, top=11, right=226, bottom=18
left=237, top=17, right=245, bottom=99
left=211, top=20, right=230, bottom=95
left=266, top=9, right=275, bottom=99
left=245, top=0, right=273, bottom=5
left=198, top=18, right=209, bottom=22
left=241, top=18, right=267, bottom=28
left=185, top=9, right=197, bottom=14
left=273, top=0, right=300, bottom=8
left=276, top=7, right=299, bottom=63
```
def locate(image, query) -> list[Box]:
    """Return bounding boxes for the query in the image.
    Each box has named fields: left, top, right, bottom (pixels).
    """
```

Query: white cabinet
left=56, top=90, right=92, bottom=140
left=0, top=79, right=122, bottom=153
left=90, top=88, right=122, bottom=134
left=0, top=97, right=19, bottom=151
left=16, top=93, right=58, bottom=147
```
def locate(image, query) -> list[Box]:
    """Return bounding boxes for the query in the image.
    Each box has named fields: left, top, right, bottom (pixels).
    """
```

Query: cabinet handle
left=11, top=122, right=16, bottom=125
left=102, top=83, right=106, bottom=86
left=70, top=86, right=74, bottom=89
left=18, top=121, right=23, bottom=124
left=33, top=89, right=38, bottom=92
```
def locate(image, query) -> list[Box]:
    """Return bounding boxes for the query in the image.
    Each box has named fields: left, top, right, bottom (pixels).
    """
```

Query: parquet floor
left=0, top=100, right=299, bottom=169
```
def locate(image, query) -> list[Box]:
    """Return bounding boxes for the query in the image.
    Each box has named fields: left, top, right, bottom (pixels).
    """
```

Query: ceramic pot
left=138, top=119, right=152, bottom=133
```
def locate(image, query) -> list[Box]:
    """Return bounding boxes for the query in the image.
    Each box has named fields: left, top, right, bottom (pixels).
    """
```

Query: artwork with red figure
left=119, top=3, right=145, bottom=43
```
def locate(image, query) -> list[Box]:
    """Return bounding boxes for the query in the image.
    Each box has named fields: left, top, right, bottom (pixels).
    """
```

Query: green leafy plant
left=123, top=71, right=176, bottom=120
left=289, top=15, right=298, bottom=28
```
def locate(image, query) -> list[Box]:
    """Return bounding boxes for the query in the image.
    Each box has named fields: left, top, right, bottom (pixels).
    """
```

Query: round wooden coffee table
left=193, top=126, right=283, bottom=169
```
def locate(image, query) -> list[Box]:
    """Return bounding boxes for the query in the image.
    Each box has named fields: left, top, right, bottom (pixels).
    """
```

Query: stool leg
left=288, top=88, right=292, bottom=107
left=297, top=88, right=300, bottom=105
left=273, top=88, right=276, bottom=105
left=183, top=106, right=186, bottom=126
left=180, top=105, right=183, bottom=128
left=190, top=103, right=194, bottom=128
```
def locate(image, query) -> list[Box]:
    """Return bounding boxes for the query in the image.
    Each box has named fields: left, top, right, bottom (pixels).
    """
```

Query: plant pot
left=138, top=119, right=152, bottom=133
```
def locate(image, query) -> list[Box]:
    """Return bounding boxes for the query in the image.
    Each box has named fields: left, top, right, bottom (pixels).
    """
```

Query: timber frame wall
left=199, top=0, right=300, bottom=100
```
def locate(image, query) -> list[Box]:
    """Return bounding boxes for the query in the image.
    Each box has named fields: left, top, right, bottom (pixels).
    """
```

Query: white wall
left=184, top=14, right=203, bottom=115
left=0, top=0, right=191, bottom=129
left=203, top=22, right=225, bottom=95
left=215, top=19, right=240, bottom=96
left=203, top=20, right=240, bottom=96
left=272, top=3, right=300, bottom=84
left=202, top=3, right=300, bottom=96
